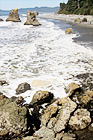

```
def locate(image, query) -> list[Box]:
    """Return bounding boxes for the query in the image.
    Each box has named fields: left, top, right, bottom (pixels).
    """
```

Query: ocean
left=0, top=12, right=93, bottom=103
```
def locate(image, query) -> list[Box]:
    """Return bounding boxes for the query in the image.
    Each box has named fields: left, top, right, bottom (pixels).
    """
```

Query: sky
left=0, top=0, right=68, bottom=10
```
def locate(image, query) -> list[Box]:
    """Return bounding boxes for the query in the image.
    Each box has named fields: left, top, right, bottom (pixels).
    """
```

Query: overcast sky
left=0, top=0, right=68, bottom=10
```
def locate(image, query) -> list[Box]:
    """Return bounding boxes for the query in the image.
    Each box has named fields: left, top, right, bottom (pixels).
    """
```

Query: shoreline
left=38, top=13, right=93, bottom=28
left=38, top=13, right=93, bottom=49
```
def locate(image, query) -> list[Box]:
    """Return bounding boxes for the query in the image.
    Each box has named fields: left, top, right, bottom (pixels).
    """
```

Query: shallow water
left=0, top=15, right=93, bottom=103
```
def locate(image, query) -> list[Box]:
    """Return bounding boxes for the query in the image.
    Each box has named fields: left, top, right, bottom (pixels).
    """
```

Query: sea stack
left=6, top=8, right=21, bottom=22
left=24, top=11, right=41, bottom=26
left=0, top=19, right=3, bottom=21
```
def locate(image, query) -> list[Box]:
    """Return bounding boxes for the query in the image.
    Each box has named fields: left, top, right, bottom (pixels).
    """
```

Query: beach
left=38, top=13, right=93, bottom=28
left=0, top=10, right=93, bottom=139
left=38, top=13, right=93, bottom=49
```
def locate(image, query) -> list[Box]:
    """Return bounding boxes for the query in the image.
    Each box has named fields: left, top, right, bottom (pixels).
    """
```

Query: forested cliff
left=58, top=0, right=93, bottom=15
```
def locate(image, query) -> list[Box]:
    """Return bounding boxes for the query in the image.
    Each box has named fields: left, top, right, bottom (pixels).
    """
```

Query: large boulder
left=24, top=11, right=41, bottom=26
left=74, top=18, right=81, bottom=23
left=0, top=97, right=28, bottom=139
left=54, top=97, right=77, bottom=133
left=65, top=28, right=72, bottom=34
left=69, top=109, right=91, bottom=130
left=6, top=8, right=21, bottom=22
left=40, top=97, right=77, bottom=133
left=82, top=18, right=87, bottom=22
left=16, top=82, right=31, bottom=94
left=31, top=90, right=54, bottom=106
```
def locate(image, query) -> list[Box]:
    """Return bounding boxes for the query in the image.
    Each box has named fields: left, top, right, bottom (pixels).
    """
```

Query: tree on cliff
left=58, top=0, right=93, bottom=15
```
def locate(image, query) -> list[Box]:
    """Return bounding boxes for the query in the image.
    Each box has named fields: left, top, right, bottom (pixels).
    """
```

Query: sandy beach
left=38, top=13, right=93, bottom=28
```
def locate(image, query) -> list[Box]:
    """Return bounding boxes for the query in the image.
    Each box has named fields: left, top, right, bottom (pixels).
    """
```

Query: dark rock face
left=6, top=8, right=21, bottom=22
left=24, top=11, right=41, bottom=26
left=0, top=19, right=3, bottom=21
left=16, top=82, right=31, bottom=94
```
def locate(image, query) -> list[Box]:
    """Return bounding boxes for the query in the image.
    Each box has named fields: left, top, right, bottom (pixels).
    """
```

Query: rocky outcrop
left=69, top=109, right=91, bottom=130
left=6, top=8, right=21, bottom=22
left=65, top=28, right=72, bottom=34
left=40, top=97, right=77, bottom=132
left=0, top=96, right=28, bottom=139
left=0, top=82, right=93, bottom=140
left=31, top=90, right=54, bottom=106
left=0, top=19, right=3, bottom=21
left=16, top=82, right=31, bottom=94
left=74, top=18, right=81, bottom=23
left=24, top=11, right=41, bottom=26
left=54, top=97, right=77, bottom=133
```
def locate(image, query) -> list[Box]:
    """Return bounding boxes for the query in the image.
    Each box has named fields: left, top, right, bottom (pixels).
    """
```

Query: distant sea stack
left=24, top=11, right=41, bottom=26
left=6, top=8, right=21, bottom=22
left=0, top=19, right=3, bottom=21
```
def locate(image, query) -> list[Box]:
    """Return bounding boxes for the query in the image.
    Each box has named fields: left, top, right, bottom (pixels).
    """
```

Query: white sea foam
left=0, top=16, right=93, bottom=103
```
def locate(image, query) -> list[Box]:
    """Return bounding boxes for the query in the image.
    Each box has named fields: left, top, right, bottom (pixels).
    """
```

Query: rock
left=16, top=82, right=31, bottom=94
left=34, top=11, right=39, bottom=16
left=35, top=126, right=55, bottom=139
left=41, top=97, right=77, bottom=132
left=85, top=91, right=93, bottom=98
left=62, top=133, right=76, bottom=140
left=31, top=90, right=54, bottom=106
left=74, top=18, right=81, bottom=23
left=82, top=18, right=87, bottom=22
left=24, top=11, right=41, bottom=26
left=54, top=97, right=77, bottom=133
left=0, top=129, right=8, bottom=136
left=0, top=80, right=8, bottom=86
left=56, top=132, right=64, bottom=140
left=77, top=91, right=93, bottom=105
left=0, top=94, right=8, bottom=100
left=69, top=109, right=91, bottom=130
left=88, top=123, right=93, bottom=131
left=6, top=8, right=21, bottom=22
left=47, top=117, right=57, bottom=129
left=10, top=96, right=24, bottom=105
left=0, top=18, right=3, bottom=21
left=74, top=127, right=93, bottom=140
left=65, top=28, right=72, bottom=34
left=41, top=103, right=58, bottom=126
left=66, top=82, right=81, bottom=97
left=0, top=97, right=28, bottom=138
